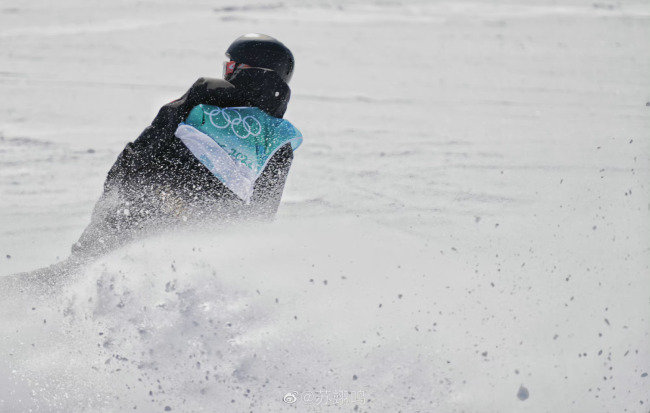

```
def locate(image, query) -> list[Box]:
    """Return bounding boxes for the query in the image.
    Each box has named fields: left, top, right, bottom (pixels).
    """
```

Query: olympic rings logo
left=204, top=107, right=262, bottom=139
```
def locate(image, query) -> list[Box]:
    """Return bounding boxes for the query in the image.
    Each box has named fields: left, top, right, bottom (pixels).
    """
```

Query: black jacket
left=73, top=68, right=295, bottom=256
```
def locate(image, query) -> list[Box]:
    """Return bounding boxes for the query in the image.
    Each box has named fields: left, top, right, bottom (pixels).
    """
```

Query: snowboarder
left=72, top=33, right=303, bottom=258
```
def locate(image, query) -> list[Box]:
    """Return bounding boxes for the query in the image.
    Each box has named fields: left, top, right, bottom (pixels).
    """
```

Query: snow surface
left=1, top=0, right=649, bottom=412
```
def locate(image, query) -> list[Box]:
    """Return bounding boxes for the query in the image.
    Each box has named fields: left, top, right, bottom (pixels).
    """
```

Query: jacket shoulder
left=186, top=77, right=244, bottom=109
left=191, top=77, right=234, bottom=93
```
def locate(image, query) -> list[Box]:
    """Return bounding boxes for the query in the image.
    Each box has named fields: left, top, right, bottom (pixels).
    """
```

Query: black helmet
left=225, top=33, right=295, bottom=84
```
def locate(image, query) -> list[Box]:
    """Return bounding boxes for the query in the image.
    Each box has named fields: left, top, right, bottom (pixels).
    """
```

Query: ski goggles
left=223, top=61, right=251, bottom=77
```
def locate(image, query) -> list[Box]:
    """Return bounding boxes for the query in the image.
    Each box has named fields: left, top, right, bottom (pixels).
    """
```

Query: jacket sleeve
left=72, top=80, right=209, bottom=256
left=103, top=78, right=209, bottom=191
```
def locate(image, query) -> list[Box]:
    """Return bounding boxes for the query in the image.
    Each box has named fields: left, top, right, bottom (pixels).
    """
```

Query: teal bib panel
left=175, top=105, right=302, bottom=202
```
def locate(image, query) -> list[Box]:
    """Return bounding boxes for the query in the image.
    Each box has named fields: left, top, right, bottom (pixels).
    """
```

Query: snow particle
left=517, top=385, right=529, bottom=401
left=641, top=373, right=648, bottom=378
left=5, top=254, right=10, bottom=259
left=164, top=407, right=172, bottom=411
left=353, top=374, right=358, bottom=380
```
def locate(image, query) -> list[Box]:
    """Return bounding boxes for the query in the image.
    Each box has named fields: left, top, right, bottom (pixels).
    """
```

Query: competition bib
left=175, top=104, right=302, bottom=203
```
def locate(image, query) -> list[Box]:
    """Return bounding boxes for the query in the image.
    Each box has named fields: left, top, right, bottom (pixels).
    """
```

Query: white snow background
left=0, top=0, right=649, bottom=412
